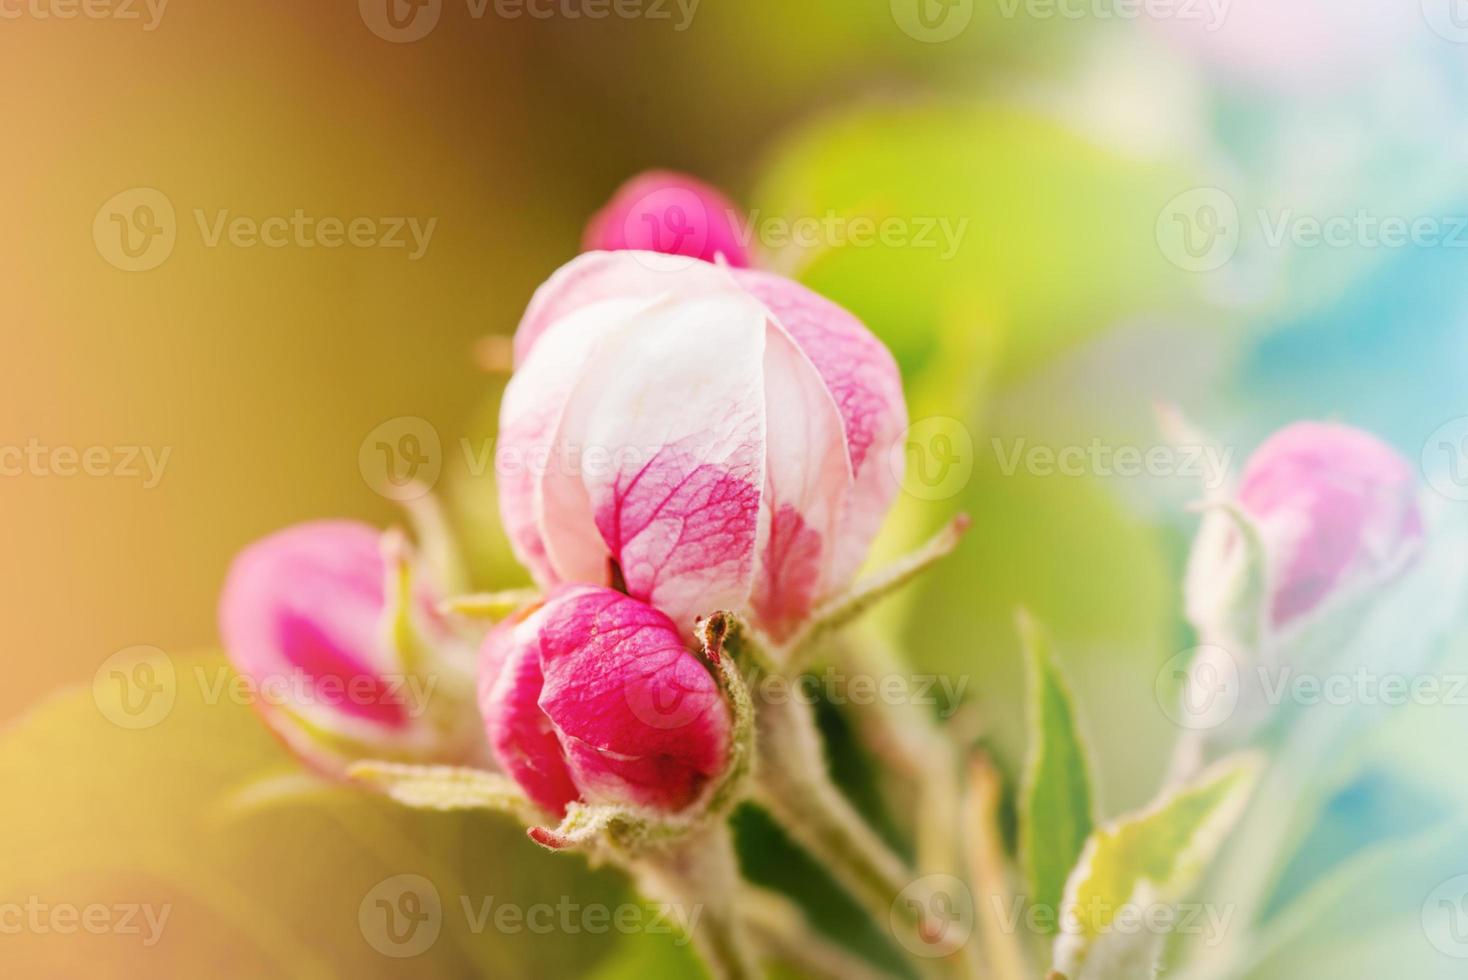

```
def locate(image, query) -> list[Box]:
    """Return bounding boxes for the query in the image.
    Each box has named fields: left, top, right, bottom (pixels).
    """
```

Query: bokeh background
left=5, top=1, right=1468, bottom=977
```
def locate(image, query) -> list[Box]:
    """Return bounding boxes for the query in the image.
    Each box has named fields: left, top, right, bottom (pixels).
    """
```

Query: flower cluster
left=217, top=171, right=1437, bottom=980
left=219, top=171, right=908, bottom=829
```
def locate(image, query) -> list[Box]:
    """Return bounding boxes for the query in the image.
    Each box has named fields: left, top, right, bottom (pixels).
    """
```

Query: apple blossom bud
left=1186, top=422, right=1423, bottom=640
left=219, top=520, right=476, bottom=774
left=497, top=251, right=907, bottom=642
left=477, top=586, right=732, bottom=816
left=582, top=170, right=752, bottom=268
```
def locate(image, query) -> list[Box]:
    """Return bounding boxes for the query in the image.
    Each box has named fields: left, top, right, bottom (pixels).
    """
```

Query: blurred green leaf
left=751, top=103, right=1202, bottom=380
left=0, top=652, right=629, bottom=979
left=1018, top=612, right=1095, bottom=930
left=897, top=463, right=1177, bottom=808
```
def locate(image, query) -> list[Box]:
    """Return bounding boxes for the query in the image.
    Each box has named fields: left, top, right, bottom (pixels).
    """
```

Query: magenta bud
left=218, top=520, right=467, bottom=774
left=478, top=586, right=732, bottom=817
left=581, top=170, right=752, bottom=268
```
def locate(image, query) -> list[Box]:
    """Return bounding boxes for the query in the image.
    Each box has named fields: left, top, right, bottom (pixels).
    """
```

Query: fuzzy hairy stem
left=964, top=752, right=1030, bottom=980
left=629, top=823, right=760, bottom=980
left=835, top=635, right=963, bottom=878
left=740, top=885, right=901, bottom=980
left=752, top=690, right=968, bottom=980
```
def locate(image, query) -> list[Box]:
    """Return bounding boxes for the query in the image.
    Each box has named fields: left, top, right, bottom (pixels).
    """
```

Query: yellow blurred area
left=0, top=3, right=799, bottom=722
left=0, top=0, right=1079, bottom=724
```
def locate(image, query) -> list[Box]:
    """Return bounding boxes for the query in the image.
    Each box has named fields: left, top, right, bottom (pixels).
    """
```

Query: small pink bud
left=498, top=252, right=908, bottom=642
left=218, top=520, right=465, bottom=774
left=478, top=586, right=732, bottom=816
left=581, top=171, right=752, bottom=268
left=1190, top=422, right=1423, bottom=635
left=1239, top=422, right=1422, bottom=627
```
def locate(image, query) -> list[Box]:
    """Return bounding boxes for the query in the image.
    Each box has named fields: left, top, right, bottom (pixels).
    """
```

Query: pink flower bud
left=477, top=586, right=731, bottom=816
left=581, top=171, right=752, bottom=268
left=219, top=520, right=465, bottom=773
left=497, top=251, right=907, bottom=642
left=1190, top=422, right=1423, bottom=634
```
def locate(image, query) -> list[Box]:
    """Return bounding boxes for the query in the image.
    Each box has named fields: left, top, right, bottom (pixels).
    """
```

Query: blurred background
left=5, top=1, right=1468, bottom=977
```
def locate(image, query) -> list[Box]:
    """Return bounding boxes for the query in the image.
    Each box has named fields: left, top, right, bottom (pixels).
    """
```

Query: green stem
left=836, top=635, right=962, bottom=878
left=753, top=691, right=968, bottom=980
left=740, top=885, right=901, bottom=980
left=629, top=823, right=760, bottom=980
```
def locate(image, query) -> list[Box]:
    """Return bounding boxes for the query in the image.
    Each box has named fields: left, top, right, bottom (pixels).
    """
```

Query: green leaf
left=1018, top=610, right=1096, bottom=930
left=348, top=761, right=551, bottom=824
left=1053, top=754, right=1262, bottom=980
left=750, top=103, right=1205, bottom=380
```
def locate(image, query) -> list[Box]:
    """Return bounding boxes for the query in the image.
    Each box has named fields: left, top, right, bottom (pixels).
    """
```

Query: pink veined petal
left=499, top=297, right=649, bottom=588
left=1237, top=422, right=1422, bottom=627
left=513, top=251, right=741, bottom=367
left=734, top=269, right=908, bottom=588
left=751, top=319, right=854, bottom=641
left=539, top=288, right=768, bottom=635
left=219, top=521, right=408, bottom=734
left=535, top=587, right=730, bottom=812
left=478, top=604, right=581, bottom=816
